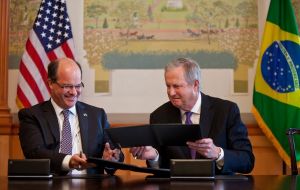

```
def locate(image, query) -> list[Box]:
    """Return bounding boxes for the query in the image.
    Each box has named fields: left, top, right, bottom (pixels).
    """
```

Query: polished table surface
left=1, top=175, right=299, bottom=190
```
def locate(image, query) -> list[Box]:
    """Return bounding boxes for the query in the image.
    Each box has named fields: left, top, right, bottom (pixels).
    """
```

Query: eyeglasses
left=54, top=81, right=84, bottom=91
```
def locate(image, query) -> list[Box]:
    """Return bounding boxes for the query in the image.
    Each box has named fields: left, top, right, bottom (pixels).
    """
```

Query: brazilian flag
left=252, top=0, right=300, bottom=167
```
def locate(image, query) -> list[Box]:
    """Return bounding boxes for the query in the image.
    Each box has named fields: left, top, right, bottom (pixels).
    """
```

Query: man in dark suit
left=130, top=58, right=254, bottom=174
left=19, top=58, right=123, bottom=175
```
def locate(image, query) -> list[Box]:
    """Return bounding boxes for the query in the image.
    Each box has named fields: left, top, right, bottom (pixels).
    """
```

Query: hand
left=187, top=138, right=221, bottom=159
left=129, top=146, right=158, bottom=160
left=102, top=142, right=121, bottom=162
left=69, top=152, right=88, bottom=170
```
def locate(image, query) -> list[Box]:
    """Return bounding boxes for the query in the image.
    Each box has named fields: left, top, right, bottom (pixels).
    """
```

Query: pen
left=78, top=151, right=83, bottom=170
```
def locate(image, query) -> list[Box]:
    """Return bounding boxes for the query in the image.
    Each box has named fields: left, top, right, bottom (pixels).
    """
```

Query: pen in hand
left=78, top=151, right=83, bottom=170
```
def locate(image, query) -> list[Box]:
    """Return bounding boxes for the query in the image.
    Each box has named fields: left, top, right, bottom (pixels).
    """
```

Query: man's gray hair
left=165, top=58, right=201, bottom=91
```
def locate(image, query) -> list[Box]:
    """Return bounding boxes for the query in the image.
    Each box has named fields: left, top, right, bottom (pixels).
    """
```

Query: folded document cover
left=87, top=157, right=170, bottom=177
left=105, top=124, right=201, bottom=148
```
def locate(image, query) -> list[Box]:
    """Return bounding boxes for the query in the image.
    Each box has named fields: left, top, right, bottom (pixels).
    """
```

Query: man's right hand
left=129, top=146, right=158, bottom=160
left=69, top=153, right=88, bottom=170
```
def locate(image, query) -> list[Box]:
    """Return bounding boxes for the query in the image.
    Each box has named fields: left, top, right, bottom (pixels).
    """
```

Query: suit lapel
left=169, top=105, right=182, bottom=123
left=76, top=102, right=89, bottom=153
left=169, top=104, right=193, bottom=158
left=42, top=101, right=60, bottom=145
left=199, top=93, right=214, bottom=138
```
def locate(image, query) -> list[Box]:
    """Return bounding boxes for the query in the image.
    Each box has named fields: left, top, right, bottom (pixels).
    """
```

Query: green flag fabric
left=252, top=0, right=300, bottom=167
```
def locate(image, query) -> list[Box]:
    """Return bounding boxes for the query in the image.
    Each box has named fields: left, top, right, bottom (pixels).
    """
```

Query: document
left=105, top=124, right=201, bottom=148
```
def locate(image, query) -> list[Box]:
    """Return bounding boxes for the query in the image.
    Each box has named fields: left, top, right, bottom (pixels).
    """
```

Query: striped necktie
left=60, top=109, right=72, bottom=155
left=185, top=111, right=196, bottom=159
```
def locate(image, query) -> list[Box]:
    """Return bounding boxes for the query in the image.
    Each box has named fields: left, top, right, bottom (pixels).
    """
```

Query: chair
left=286, top=128, right=300, bottom=175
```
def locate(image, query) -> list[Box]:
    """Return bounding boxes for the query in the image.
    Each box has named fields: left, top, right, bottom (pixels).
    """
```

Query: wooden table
left=1, top=175, right=299, bottom=190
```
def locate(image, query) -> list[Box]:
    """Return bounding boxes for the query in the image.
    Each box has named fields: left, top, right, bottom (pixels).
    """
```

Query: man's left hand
left=187, top=138, right=221, bottom=159
left=102, top=142, right=121, bottom=162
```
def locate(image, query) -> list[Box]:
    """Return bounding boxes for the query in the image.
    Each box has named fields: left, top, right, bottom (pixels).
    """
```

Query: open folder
left=105, top=124, right=201, bottom=148
left=88, top=157, right=170, bottom=177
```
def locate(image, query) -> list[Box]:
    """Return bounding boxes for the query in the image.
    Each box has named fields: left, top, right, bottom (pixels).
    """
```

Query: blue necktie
left=185, top=111, right=196, bottom=159
left=60, top=109, right=72, bottom=155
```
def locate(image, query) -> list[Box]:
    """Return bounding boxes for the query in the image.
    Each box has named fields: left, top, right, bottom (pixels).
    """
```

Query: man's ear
left=194, top=80, right=200, bottom=91
left=48, top=79, right=54, bottom=90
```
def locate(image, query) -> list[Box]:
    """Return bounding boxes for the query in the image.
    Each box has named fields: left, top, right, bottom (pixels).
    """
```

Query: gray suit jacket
left=18, top=100, right=123, bottom=175
left=149, top=93, right=254, bottom=174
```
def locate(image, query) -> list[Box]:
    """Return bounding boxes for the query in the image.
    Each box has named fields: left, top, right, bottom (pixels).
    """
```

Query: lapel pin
left=83, top=113, right=88, bottom=117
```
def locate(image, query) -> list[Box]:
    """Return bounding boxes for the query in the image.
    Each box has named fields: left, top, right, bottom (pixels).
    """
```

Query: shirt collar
left=50, top=98, right=77, bottom=116
left=180, top=92, right=202, bottom=116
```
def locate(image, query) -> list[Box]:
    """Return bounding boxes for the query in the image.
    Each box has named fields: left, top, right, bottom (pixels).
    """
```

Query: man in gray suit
left=19, top=58, right=123, bottom=175
left=130, top=58, right=254, bottom=174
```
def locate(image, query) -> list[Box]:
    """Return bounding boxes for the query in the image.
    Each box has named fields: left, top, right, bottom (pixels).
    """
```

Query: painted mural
left=84, top=0, right=258, bottom=93
left=8, top=0, right=300, bottom=94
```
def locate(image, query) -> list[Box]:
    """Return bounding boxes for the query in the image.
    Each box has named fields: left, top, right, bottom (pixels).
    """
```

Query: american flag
left=16, top=0, right=76, bottom=108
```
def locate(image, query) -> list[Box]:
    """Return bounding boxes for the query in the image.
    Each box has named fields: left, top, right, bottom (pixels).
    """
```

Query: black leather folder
left=87, top=157, right=170, bottom=177
left=105, top=124, right=201, bottom=148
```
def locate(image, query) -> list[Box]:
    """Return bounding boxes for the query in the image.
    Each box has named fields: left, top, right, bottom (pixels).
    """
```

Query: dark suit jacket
left=149, top=93, right=255, bottom=174
left=18, top=100, right=123, bottom=175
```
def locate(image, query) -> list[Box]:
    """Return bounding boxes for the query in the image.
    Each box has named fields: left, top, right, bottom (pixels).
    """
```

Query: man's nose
left=68, top=86, right=78, bottom=95
left=168, top=87, right=176, bottom=96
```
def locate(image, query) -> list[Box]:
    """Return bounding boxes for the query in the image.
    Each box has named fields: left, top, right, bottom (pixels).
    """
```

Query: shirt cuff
left=62, top=155, right=72, bottom=171
left=216, top=148, right=224, bottom=169
left=147, top=149, right=159, bottom=169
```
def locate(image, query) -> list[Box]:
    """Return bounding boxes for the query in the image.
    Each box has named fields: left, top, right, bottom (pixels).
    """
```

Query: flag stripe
left=23, top=43, right=49, bottom=94
left=53, top=46, right=67, bottom=58
left=25, top=40, right=49, bottom=86
left=67, top=40, right=76, bottom=59
left=16, top=86, right=31, bottom=109
left=61, top=41, right=74, bottom=59
left=19, top=60, right=44, bottom=102
left=47, top=50, right=58, bottom=61
left=21, top=51, right=49, bottom=100
left=17, top=74, right=39, bottom=106
left=29, top=31, right=50, bottom=71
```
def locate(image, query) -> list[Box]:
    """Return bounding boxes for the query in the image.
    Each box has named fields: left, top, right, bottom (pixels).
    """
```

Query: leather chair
left=286, top=128, right=300, bottom=175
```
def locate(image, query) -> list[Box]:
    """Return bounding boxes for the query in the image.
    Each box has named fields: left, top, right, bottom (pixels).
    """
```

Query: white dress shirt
left=51, top=99, right=85, bottom=174
left=180, top=92, right=201, bottom=124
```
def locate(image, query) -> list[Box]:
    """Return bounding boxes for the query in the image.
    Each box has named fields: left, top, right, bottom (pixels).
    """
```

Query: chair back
left=286, top=128, right=300, bottom=175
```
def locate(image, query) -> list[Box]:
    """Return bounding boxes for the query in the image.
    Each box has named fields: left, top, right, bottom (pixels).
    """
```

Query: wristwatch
left=216, top=147, right=223, bottom=161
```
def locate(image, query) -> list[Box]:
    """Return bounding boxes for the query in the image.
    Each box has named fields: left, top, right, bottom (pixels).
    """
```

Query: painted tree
left=86, top=3, right=107, bottom=28
left=235, top=0, right=257, bottom=28
left=225, top=18, right=229, bottom=28
left=147, top=5, right=153, bottom=22
left=111, top=0, right=147, bottom=42
left=213, top=1, right=233, bottom=28
left=235, top=18, right=240, bottom=28
left=84, top=1, right=120, bottom=67
left=185, top=0, right=232, bottom=44
left=103, top=17, right=109, bottom=29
